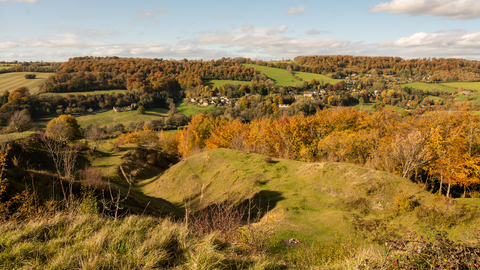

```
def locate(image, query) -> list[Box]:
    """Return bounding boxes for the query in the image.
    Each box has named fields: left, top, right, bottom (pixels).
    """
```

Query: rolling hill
left=137, top=148, right=480, bottom=245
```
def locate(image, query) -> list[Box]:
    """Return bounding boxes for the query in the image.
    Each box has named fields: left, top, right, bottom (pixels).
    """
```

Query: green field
left=244, top=64, right=303, bottom=86
left=204, top=80, right=250, bottom=88
left=56, top=89, right=126, bottom=96
left=353, top=103, right=375, bottom=112
left=75, top=108, right=168, bottom=127
left=400, top=82, right=456, bottom=93
left=441, top=82, right=480, bottom=91
left=73, top=100, right=213, bottom=128
left=176, top=100, right=215, bottom=115
left=0, top=72, right=54, bottom=94
left=293, top=71, right=343, bottom=84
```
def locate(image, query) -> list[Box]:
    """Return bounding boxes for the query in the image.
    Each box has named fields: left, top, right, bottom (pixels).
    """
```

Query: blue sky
left=1, top=0, right=480, bottom=61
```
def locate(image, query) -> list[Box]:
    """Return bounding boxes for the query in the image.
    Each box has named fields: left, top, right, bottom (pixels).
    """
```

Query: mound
left=139, top=148, right=480, bottom=243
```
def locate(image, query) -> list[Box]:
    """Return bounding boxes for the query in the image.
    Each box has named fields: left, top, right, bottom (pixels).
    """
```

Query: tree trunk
left=438, top=174, right=443, bottom=195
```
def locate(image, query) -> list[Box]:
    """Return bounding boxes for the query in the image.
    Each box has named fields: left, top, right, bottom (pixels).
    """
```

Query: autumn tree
left=46, top=114, right=82, bottom=142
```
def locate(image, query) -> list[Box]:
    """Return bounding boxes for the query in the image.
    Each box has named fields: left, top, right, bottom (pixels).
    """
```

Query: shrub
left=137, top=105, right=146, bottom=115
left=264, top=156, right=273, bottom=164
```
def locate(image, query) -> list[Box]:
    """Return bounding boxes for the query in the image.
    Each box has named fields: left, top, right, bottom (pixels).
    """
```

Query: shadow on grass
left=239, top=190, right=285, bottom=220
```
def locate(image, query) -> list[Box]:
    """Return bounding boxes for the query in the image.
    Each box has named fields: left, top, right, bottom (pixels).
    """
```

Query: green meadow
left=56, top=89, right=126, bottom=96
left=0, top=72, right=55, bottom=94
left=400, top=82, right=456, bottom=93
left=75, top=108, right=168, bottom=127
left=176, top=100, right=215, bottom=115
left=203, top=80, right=250, bottom=88
left=293, top=71, right=343, bottom=84
left=73, top=100, right=214, bottom=128
left=442, top=82, right=480, bottom=91
left=244, top=64, right=303, bottom=86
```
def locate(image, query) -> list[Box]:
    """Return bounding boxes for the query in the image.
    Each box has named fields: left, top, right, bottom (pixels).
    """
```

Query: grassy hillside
left=243, top=64, right=302, bottom=86
left=0, top=72, right=55, bottom=94
left=293, top=71, right=343, bottom=84
left=56, top=89, right=126, bottom=96
left=138, top=148, right=480, bottom=246
left=204, top=80, right=250, bottom=88
left=400, top=82, right=456, bottom=93
left=75, top=108, right=169, bottom=127
left=442, top=81, right=480, bottom=91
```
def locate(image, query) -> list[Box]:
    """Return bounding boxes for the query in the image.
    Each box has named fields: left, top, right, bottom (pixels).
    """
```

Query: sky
left=1, top=0, right=480, bottom=62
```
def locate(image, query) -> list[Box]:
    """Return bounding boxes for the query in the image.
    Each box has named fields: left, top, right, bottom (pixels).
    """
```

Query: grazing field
left=0, top=64, right=17, bottom=70
left=176, top=100, right=215, bottom=115
left=56, top=89, right=126, bottom=96
left=293, top=71, right=343, bottom=84
left=73, top=101, right=213, bottom=127
left=353, top=103, right=375, bottom=112
left=441, top=82, right=480, bottom=91
left=203, top=80, right=250, bottom=88
left=400, top=82, right=456, bottom=92
left=244, top=64, right=303, bottom=86
left=0, top=72, right=54, bottom=94
left=75, top=108, right=168, bottom=127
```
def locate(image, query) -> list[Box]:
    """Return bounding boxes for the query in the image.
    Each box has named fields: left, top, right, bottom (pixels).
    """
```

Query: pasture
left=204, top=80, right=250, bottom=88
left=293, top=71, right=343, bottom=84
left=73, top=100, right=214, bottom=128
left=176, top=100, right=215, bottom=115
left=243, top=64, right=303, bottom=86
left=56, top=89, right=126, bottom=96
left=441, top=82, right=480, bottom=91
left=400, top=82, right=456, bottom=93
left=75, top=108, right=168, bottom=127
left=0, top=64, right=17, bottom=70
left=0, top=72, right=54, bottom=94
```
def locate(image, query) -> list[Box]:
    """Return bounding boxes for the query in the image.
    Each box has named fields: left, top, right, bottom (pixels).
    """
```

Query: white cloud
left=266, top=26, right=287, bottom=36
left=380, top=30, right=480, bottom=47
left=285, top=4, right=306, bottom=15
left=0, top=0, right=37, bottom=3
left=370, top=0, right=480, bottom=19
left=191, top=27, right=358, bottom=59
left=17, top=35, right=110, bottom=49
left=305, top=29, right=329, bottom=36
left=241, top=23, right=254, bottom=33
left=0, top=41, right=18, bottom=49
left=4, top=52, right=34, bottom=58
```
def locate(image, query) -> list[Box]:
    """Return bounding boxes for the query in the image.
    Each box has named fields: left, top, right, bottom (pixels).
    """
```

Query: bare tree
left=8, top=110, right=31, bottom=132
left=99, top=165, right=131, bottom=220
left=84, top=125, right=105, bottom=151
left=40, top=134, right=77, bottom=203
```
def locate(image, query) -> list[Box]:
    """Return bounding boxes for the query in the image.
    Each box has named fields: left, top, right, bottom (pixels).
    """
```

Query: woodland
left=2, top=55, right=480, bottom=268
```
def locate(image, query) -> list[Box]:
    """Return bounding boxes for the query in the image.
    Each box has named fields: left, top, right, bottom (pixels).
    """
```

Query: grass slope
left=442, top=82, right=480, bottom=91
left=0, top=72, right=55, bottom=94
left=400, top=82, right=456, bottom=93
left=176, top=100, right=215, bottom=116
left=138, top=148, right=480, bottom=245
left=75, top=108, right=168, bottom=127
left=293, top=71, right=343, bottom=84
left=56, top=89, right=126, bottom=96
left=243, top=64, right=302, bottom=86
left=203, top=80, right=250, bottom=88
